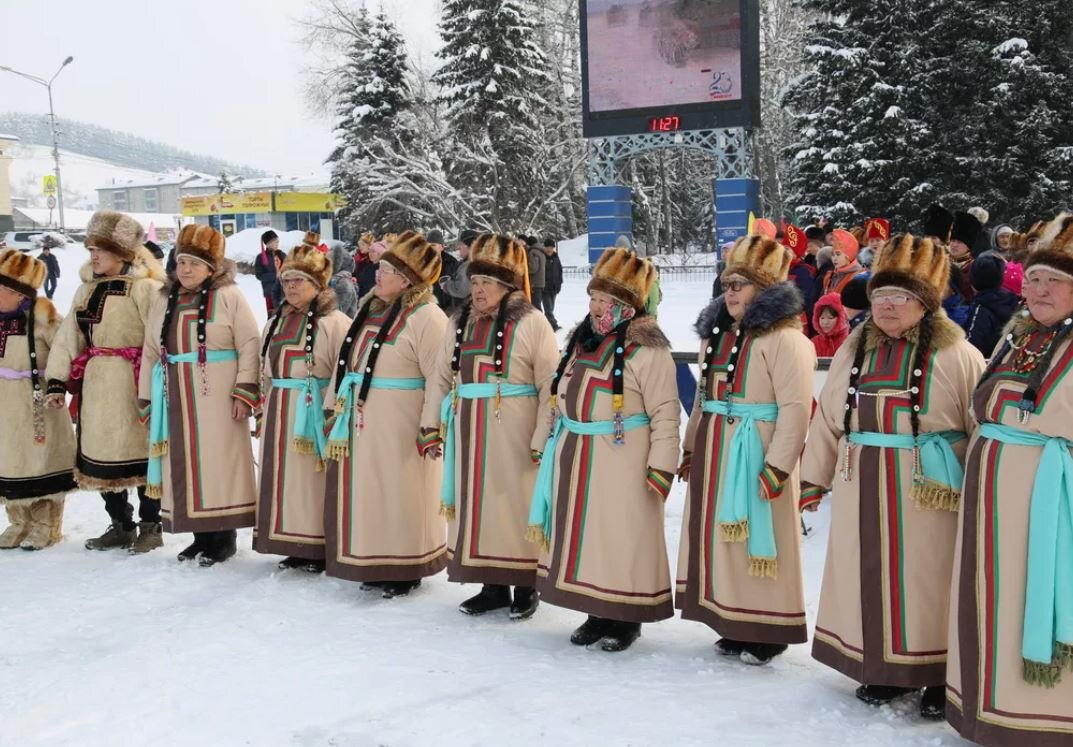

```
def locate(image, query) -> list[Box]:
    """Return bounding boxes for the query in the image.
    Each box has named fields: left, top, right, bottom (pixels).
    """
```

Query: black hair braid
left=450, top=304, right=472, bottom=376
left=842, top=325, right=872, bottom=437
left=451, top=294, right=513, bottom=379
left=335, top=296, right=376, bottom=394
left=611, top=318, right=631, bottom=408
left=259, top=305, right=286, bottom=364
left=698, top=304, right=735, bottom=400
left=355, top=301, right=402, bottom=406
left=550, top=317, right=590, bottom=406
left=907, top=313, right=934, bottom=441
left=302, top=296, right=321, bottom=362
left=1020, top=318, right=1073, bottom=415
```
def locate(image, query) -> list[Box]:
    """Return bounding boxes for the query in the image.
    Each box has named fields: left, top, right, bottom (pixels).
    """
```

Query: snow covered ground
left=1, top=246, right=965, bottom=746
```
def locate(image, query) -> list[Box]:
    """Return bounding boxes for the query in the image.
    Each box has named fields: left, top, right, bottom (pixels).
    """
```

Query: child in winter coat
left=810, top=292, right=849, bottom=357
left=964, top=253, right=1020, bottom=356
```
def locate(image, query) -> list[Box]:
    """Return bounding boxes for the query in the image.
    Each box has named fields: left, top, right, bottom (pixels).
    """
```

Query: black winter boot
left=920, top=686, right=946, bottom=720
left=382, top=579, right=421, bottom=598
left=458, top=584, right=511, bottom=615
left=178, top=533, right=209, bottom=562
left=599, top=621, right=642, bottom=652
left=714, top=638, right=746, bottom=657
left=570, top=616, right=609, bottom=646
left=360, top=581, right=386, bottom=591
left=199, top=530, right=237, bottom=567
left=509, top=586, right=539, bottom=620
left=855, top=684, right=916, bottom=707
left=278, top=556, right=306, bottom=570
left=739, top=641, right=788, bottom=666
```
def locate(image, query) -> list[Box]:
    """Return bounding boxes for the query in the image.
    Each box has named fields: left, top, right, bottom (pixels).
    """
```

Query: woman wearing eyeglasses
left=800, top=235, right=985, bottom=719
left=254, top=243, right=351, bottom=573
left=323, top=233, right=448, bottom=599
left=947, top=214, right=1073, bottom=745
left=675, top=237, right=815, bottom=665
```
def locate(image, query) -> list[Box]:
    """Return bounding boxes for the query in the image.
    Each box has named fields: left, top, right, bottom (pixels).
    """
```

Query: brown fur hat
left=85, top=210, right=146, bottom=263
left=467, top=233, right=531, bottom=299
left=587, top=247, right=657, bottom=310
left=281, top=244, right=332, bottom=289
left=867, top=233, right=950, bottom=312
left=722, top=235, right=792, bottom=289
left=381, top=231, right=442, bottom=287
left=175, top=224, right=226, bottom=270
left=0, top=249, right=46, bottom=297
left=301, top=231, right=321, bottom=249
left=1024, top=212, right=1073, bottom=279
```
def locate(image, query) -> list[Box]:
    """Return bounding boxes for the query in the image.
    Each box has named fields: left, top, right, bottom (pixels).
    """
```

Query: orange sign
left=181, top=191, right=273, bottom=216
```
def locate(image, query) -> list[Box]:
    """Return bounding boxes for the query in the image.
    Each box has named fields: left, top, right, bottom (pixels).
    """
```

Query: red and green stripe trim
left=799, top=484, right=824, bottom=510
left=759, top=463, right=784, bottom=500
left=646, top=468, right=672, bottom=499
left=232, top=383, right=259, bottom=409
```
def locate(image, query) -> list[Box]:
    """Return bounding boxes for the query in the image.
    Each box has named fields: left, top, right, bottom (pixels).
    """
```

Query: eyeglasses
left=723, top=279, right=754, bottom=293
left=871, top=293, right=912, bottom=306
left=376, top=263, right=399, bottom=277
left=281, top=278, right=309, bottom=288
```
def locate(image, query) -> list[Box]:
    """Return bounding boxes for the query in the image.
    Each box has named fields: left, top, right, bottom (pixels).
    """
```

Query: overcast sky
left=0, top=0, right=442, bottom=173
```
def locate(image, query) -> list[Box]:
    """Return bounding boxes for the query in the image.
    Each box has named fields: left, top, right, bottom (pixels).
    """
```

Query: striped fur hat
left=85, top=210, right=146, bottom=263
left=381, top=231, right=442, bottom=287
left=867, top=234, right=950, bottom=312
left=0, top=249, right=46, bottom=297
left=175, top=224, right=226, bottom=270
left=281, top=244, right=332, bottom=289
left=467, top=233, right=531, bottom=299
left=722, top=235, right=792, bottom=289
left=588, top=246, right=657, bottom=310
left=1024, top=212, right=1073, bottom=279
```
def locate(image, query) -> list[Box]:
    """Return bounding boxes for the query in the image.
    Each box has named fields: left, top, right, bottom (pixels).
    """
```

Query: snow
left=15, top=207, right=183, bottom=234
left=1, top=248, right=963, bottom=746
left=225, top=228, right=313, bottom=264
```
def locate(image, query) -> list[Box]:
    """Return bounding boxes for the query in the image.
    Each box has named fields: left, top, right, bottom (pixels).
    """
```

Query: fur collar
left=161, top=258, right=237, bottom=295
left=564, top=312, right=671, bottom=350
left=79, top=246, right=166, bottom=284
left=358, top=284, right=434, bottom=313
left=694, top=282, right=803, bottom=339
left=281, top=287, right=338, bottom=318
left=851, top=310, right=965, bottom=353
left=1001, top=307, right=1055, bottom=340
left=33, top=297, right=60, bottom=328
left=451, top=290, right=533, bottom=325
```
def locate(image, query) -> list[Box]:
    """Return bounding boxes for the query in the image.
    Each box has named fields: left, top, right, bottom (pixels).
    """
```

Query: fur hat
left=782, top=224, right=808, bottom=260
left=175, top=224, right=226, bottom=270
left=0, top=249, right=46, bottom=297
left=301, top=231, right=320, bottom=249
left=867, top=234, right=950, bottom=312
left=849, top=226, right=866, bottom=247
left=381, top=231, right=442, bottom=287
left=951, top=211, right=983, bottom=248
left=280, top=243, right=333, bottom=289
left=840, top=275, right=870, bottom=312
left=588, top=246, right=658, bottom=310
left=722, top=235, right=792, bottom=289
left=923, top=204, right=955, bottom=243
left=968, top=206, right=990, bottom=226
left=1024, top=212, right=1073, bottom=280
left=467, top=233, right=531, bottom=298
left=864, top=218, right=891, bottom=242
left=831, top=228, right=859, bottom=262
left=804, top=225, right=825, bottom=244
left=85, top=210, right=146, bottom=263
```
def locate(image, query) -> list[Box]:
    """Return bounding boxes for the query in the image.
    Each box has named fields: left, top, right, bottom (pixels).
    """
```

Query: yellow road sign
left=42, top=175, right=57, bottom=195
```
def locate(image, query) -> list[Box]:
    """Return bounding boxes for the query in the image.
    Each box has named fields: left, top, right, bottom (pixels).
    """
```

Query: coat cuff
left=759, top=464, right=788, bottom=501
left=417, top=427, right=443, bottom=457
left=137, top=399, right=151, bottom=426
left=231, top=383, right=259, bottom=410
left=799, top=482, right=825, bottom=511
left=47, top=378, right=67, bottom=397
left=646, top=468, right=673, bottom=500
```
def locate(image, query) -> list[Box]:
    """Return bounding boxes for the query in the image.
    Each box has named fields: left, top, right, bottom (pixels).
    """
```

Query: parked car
left=1, top=232, right=44, bottom=252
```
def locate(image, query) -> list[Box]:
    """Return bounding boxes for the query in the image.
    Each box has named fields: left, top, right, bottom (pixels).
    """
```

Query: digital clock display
left=648, top=116, right=681, bottom=133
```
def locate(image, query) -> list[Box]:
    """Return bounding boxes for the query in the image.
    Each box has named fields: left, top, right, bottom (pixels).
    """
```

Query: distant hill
left=0, top=112, right=263, bottom=177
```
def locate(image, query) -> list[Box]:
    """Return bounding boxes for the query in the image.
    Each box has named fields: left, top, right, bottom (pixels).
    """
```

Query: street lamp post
left=0, top=56, right=74, bottom=232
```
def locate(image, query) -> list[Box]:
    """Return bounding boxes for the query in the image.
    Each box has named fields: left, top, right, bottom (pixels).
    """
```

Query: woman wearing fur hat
left=137, top=225, right=261, bottom=566
left=675, top=237, right=815, bottom=664
left=946, top=214, right=1073, bottom=745
left=800, top=235, right=985, bottom=719
left=0, top=250, right=77, bottom=550
left=323, top=232, right=448, bottom=598
left=45, top=211, right=166, bottom=554
left=420, top=234, right=559, bottom=619
left=254, top=244, right=351, bottom=573
left=528, top=247, right=680, bottom=652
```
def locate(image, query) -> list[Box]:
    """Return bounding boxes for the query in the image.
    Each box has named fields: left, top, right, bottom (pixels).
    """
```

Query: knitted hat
left=301, top=231, right=320, bottom=249
left=1024, top=212, right=1073, bottom=279
left=782, top=224, right=808, bottom=260
left=951, top=212, right=983, bottom=247
left=0, top=249, right=46, bottom=297
left=86, top=210, right=146, bottom=263
left=864, top=218, right=891, bottom=242
left=281, top=243, right=333, bottom=289
left=830, top=228, right=859, bottom=262
left=426, top=229, right=445, bottom=245
left=175, top=224, right=226, bottom=270
left=804, top=225, right=825, bottom=244
left=381, top=231, right=442, bottom=287
left=587, top=246, right=658, bottom=310
left=722, top=235, right=792, bottom=289
left=923, top=204, right=955, bottom=243
left=867, top=234, right=950, bottom=312
left=750, top=218, right=777, bottom=240
left=970, top=252, right=1006, bottom=292
left=840, top=275, right=870, bottom=311
left=467, top=233, right=531, bottom=298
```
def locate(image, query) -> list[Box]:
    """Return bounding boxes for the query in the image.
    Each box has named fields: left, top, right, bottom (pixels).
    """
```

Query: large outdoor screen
left=581, top=0, right=760, bottom=137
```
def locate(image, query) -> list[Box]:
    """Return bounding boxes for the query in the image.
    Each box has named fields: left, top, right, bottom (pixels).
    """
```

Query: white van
left=1, top=232, right=44, bottom=252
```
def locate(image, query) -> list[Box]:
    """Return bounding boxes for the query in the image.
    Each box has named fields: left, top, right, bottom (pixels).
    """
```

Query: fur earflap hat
left=867, top=234, right=950, bottom=313
left=467, top=233, right=531, bottom=299
left=588, top=246, right=657, bottom=310
left=301, top=231, right=321, bottom=249
left=923, top=204, right=955, bottom=243
left=722, top=235, right=792, bottom=289
left=175, top=224, right=226, bottom=270
left=381, top=231, right=442, bottom=287
left=85, top=210, right=146, bottom=263
left=0, top=249, right=46, bottom=297
left=951, top=211, right=983, bottom=248
left=281, top=243, right=333, bottom=289
left=1024, top=212, right=1073, bottom=280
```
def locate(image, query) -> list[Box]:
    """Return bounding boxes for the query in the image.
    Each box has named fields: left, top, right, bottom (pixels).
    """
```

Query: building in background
left=97, top=171, right=209, bottom=214
left=0, top=133, right=19, bottom=233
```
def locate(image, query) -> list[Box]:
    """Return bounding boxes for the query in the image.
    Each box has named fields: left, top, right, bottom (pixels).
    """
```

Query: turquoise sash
left=271, top=376, right=331, bottom=461
left=526, top=412, right=650, bottom=549
left=702, top=399, right=780, bottom=576
left=326, top=371, right=425, bottom=459
left=978, top=422, right=1073, bottom=686
left=848, top=430, right=966, bottom=507
left=439, top=382, right=538, bottom=516
left=146, top=349, right=238, bottom=496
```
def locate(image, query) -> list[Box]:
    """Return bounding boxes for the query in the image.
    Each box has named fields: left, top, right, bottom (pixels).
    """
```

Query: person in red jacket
left=810, top=292, right=849, bottom=357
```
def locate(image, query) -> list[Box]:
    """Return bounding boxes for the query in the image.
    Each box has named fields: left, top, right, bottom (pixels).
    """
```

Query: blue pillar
left=587, top=185, right=632, bottom=265
left=714, top=178, right=761, bottom=254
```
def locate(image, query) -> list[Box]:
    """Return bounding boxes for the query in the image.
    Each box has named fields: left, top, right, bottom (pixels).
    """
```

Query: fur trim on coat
left=358, top=284, right=435, bottom=314
left=79, top=245, right=166, bottom=284
left=451, top=290, right=533, bottom=325
left=849, top=309, right=965, bottom=354
left=694, top=281, right=804, bottom=339
left=160, top=258, right=237, bottom=295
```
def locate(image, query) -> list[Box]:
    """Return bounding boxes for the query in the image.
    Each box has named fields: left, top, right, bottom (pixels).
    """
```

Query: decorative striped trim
left=137, top=400, right=151, bottom=426
left=799, top=483, right=825, bottom=510
left=646, top=468, right=673, bottom=499
left=417, top=428, right=442, bottom=456
left=47, top=378, right=67, bottom=396
left=231, top=383, right=259, bottom=410
left=530, top=449, right=543, bottom=465
left=759, top=463, right=785, bottom=501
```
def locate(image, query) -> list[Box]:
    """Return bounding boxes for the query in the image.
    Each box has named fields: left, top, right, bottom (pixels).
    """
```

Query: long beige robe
left=535, top=315, right=680, bottom=622
left=801, top=315, right=985, bottom=687
left=46, top=250, right=164, bottom=491
left=0, top=298, right=76, bottom=504
left=947, top=316, right=1073, bottom=746
left=253, top=290, right=350, bottom=560
left=420, top=293, right=559, bottom=587
left=676, top=291, right=815, bottom=643
left=138, top=262, right=261, bottom=533
left=324, top=287, right=448, bottom=582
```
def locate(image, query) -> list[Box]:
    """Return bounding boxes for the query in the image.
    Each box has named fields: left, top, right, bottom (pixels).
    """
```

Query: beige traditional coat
left=138, top=262, right=261, bottom=533
left=46, top=250, right=164, bottom=491
left=253, top=289, right=350, bottom=560
left=947, top=314, right=1073, bottom=746
left=676, top=285, right=816, bottom=643
left=535, top=315, right=681, bottom=623
left=324, top=287, right=448, bottom=582
left=420, top=293, right=559, bottom=587
left=0, top=298, right=76, bottom=504
left=801, top=315, right=985, bottom=688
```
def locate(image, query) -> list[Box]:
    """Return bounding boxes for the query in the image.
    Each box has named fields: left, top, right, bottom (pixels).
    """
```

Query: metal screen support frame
left=588, top=127, right=754, bottom=185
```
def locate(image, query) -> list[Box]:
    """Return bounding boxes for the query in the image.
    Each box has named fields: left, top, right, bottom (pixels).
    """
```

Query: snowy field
left=0, top=246, right=965, bottom=746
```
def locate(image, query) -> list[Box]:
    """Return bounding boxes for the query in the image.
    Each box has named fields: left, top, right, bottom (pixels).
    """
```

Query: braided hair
left=260, top=296, right=321, bottom=374
left=334, top=295, right=403, bottom=409
left=450, top=294, right=514, bottom=381
left=697, top=301, right=738, bottom=403
left=159, top=278, right=213, bottom=361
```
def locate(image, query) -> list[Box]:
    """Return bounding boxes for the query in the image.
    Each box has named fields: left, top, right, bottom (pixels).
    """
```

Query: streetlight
left=0, top=56, right=74, bottom=232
